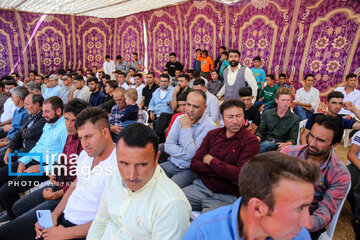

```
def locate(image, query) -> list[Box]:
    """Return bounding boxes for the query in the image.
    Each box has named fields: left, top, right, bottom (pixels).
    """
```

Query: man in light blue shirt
left=43, top=74, right=61, bottom=99
left=148, top=74, right=174, bottom=121
left=161, top=90, right=217, bottom=188
left=0, top=96, right=67, bottom=221
left=183, top=151, right=319, bottom=240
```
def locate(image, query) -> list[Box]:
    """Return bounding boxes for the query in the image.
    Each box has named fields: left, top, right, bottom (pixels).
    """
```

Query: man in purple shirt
left=0, top=99, right=90, bottom=238
left=281, top=115, right=350, bottom=239
left=182, top=99, right=259, bottom=213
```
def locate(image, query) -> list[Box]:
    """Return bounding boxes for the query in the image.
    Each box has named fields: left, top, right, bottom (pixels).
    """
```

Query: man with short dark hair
left=184, top=151, right=319, bottom=240
left=88, top=77, right=105, bottom=106
left=148, top=74, right=174, bottom=122
left=11, top=72, right=23, bottom=86
left=103, top=55, right=115, bottom=79
left=130, top=52, right=142, bottom=71
left=115, top=70, right=129, bottom=90
left=131, top=73, right=145, bottom=106
left=165, top=52, right=184, bottom=78
left=256, top=87, right=299, bottom=153
left=335, top=73, right=360, bottom=119
left=68, top=75, right=91, bottom=102
left=33, top=107, right=117, bottom=240
left=282, top=115, right=351, bottom=238
left=161, top=90, right=217, bottom=188
left=0, top=82, right=7, bottom=116
left=183, top=99, right=259, bottom=212
left=115, top=55, right=129, bottom=74
left=0, top=99, right=89, bottom=239
left=59, top=74, right=73, bottom=103
left=170, top=73, right=191, bottom=111
left=217, top=49, right=257, bottom=101
left=140, top=72, right=159, bottom=110
left=293, top=74, right=320, bottom=121
left=0, top=80, right=17, bottom=128
left=0, top=96, right=67, bottom=222
left=193, top=78, right=220, bottom=123
left=100, top=80, right=118, bottom=113
left=238, top=86, right=260, bottom=134
left=300, top=91, right=360, bottom=144
left=87, top=124, right=190, bottom=239
left=254, top=74, right=279, bottom=112
left=277, top=73, right=291, bottom=88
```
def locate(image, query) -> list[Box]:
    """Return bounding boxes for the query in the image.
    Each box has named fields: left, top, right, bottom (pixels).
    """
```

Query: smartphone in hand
left=36, top=210, right=53, bottom=229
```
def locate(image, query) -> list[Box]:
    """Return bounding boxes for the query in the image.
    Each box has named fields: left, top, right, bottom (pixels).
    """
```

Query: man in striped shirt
left=281, top=115, right=350, bottom=239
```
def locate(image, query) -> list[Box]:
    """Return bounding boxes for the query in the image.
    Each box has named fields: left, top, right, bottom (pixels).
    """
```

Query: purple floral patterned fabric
left=144, top=6, right=181, bottom=76
left=115, top=13, right=145, bottom=69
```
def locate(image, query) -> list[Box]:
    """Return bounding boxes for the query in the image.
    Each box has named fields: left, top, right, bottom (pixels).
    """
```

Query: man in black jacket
left=0, top=94, right=46, bottom=167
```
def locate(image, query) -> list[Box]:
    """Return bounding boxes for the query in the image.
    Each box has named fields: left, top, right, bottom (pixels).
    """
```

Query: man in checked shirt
left=281, top=115, right=350, bottom=239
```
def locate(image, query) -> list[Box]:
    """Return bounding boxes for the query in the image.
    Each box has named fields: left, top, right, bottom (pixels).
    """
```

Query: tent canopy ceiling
left=0, top=0, right=188, bottom=18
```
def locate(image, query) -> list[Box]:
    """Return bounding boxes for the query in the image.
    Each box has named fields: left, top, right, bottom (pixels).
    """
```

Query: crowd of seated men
left=0, top=47, right=358, bottom=240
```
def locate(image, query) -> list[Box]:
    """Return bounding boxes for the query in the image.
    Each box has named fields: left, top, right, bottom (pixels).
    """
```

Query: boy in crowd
left=120, top=88, right=139, bottom=127
left=254, top=74, right=279, bottom=112
left=251, top=56, right=266, bottom=94
left=197, top=50, right=214, bottom=79
left=238, top=86, right=260, bottom=134
left=193, top=48, right=202, bottom=73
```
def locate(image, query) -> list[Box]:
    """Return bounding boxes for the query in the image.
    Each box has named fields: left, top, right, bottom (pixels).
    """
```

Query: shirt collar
left=193, top=113, right=207, bottom=126
left=272, top=108, right=291, bottom=118
left=303, top=146, right=333, bottom=170
left=51, top=116, right=65, bottom=129
left=219, top=126, right=245, bottom=140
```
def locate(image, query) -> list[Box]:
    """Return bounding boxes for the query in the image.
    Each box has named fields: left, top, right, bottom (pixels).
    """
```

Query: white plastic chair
left=297, top=119, right=308, bottom=145
left=343, top=129, right=351, bottom=148
left=140, top=110, right=149, bottom=126
left=318, top=182, right=351, bottom=240
left=190, top=211, right=201, bottom=220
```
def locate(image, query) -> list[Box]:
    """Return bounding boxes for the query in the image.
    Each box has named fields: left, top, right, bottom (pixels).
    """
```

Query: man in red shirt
left=182, top=99, right=259, bottom=213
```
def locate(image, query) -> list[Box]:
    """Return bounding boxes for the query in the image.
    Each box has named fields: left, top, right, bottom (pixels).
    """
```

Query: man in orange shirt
left=197, top=50, right=214, bottom=80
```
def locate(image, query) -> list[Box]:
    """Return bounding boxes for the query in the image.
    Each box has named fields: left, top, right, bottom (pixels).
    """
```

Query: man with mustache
left=216, top=49, right=257, bottom=102
left=0, top=96, right=68, bottom=222
left=161, top=90, right=217, bottom=188
left=34, top=107, right=117, bottom=240
left=183, top=99, right=259, bottom=213
left=281, top=115, right=351, bottom=239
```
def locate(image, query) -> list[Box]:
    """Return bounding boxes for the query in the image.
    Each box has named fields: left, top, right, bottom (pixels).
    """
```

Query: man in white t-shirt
left=0, top=80, right=17, bottom=133
left=34, top=107, right=117, bottom=240
left=131, top=73, right=145, bottom=106
left=335, top=73, right=360, bottom=119
left=68, top=75, right=91, bottom=103
left=103, top=55, right=115, bottom=80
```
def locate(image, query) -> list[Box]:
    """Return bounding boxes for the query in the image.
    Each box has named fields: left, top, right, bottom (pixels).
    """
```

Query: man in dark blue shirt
left=300, top=91, right=360, bottom=144
left=88, top=77, right=105, bottom=106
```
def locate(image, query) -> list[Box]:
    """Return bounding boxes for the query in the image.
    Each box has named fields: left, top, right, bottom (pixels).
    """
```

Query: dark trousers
left=154, top=112, right=173, bottom=143
left=0, top=160, right=49, bottom=219
left=310, top=228, right=326, bottom=240
left=348, top=163, right=360, bottom=239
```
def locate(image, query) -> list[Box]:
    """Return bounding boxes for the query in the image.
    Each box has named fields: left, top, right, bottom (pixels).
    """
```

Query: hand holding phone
left=36, top=210, right=53, bottom=229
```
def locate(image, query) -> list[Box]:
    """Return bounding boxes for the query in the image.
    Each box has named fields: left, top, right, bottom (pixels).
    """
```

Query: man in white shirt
left=0, top=80, right=17, bottom=133
left=68, top=75, right=91, bottom=102
left=131, top=73, right=145, bottom=106
left=293, top=74, right=320, bottom=121
left=217, top=49, right=257, bottom=102
left=102, top=55, right=115, bottom=80
left=193, top=78, right=220, bottom=123
left=35, top=107, right=117, bottom=240
left=87, top=123, right=191, bottom=240
left=335, top=73, right=360, bottom=119
left=115, top=71, right=129, bottom=90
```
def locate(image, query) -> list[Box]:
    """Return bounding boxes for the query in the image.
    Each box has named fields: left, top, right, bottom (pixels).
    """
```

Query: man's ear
left=248, top=198, right=270, bottom=218
left=155, top=150, right=161, bottom=166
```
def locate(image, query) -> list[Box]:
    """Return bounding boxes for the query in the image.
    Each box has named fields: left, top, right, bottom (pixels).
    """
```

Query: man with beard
left=281, top=115, right=351, bottom=239
left=170, top=74, right=191, bottom=111
left=217, top=49, right=257, bottom=101
left=161, top=90, right=217, bottom=188
left=183, top=99, right=259, bottom=213
left=0, top=96, right=68, bottom=222
left=300, top=91, right=360, bottom=145
left=0, top=99, right=89, bottom=239
left=68, top=75, right=91, bottom=102
left=88, top=77, right=105, bottom=106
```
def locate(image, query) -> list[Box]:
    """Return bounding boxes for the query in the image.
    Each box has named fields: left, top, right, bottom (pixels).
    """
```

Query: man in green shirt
left=254, top=74, right=279, bottom=113
left=256, top=87, right=299, bottom=153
